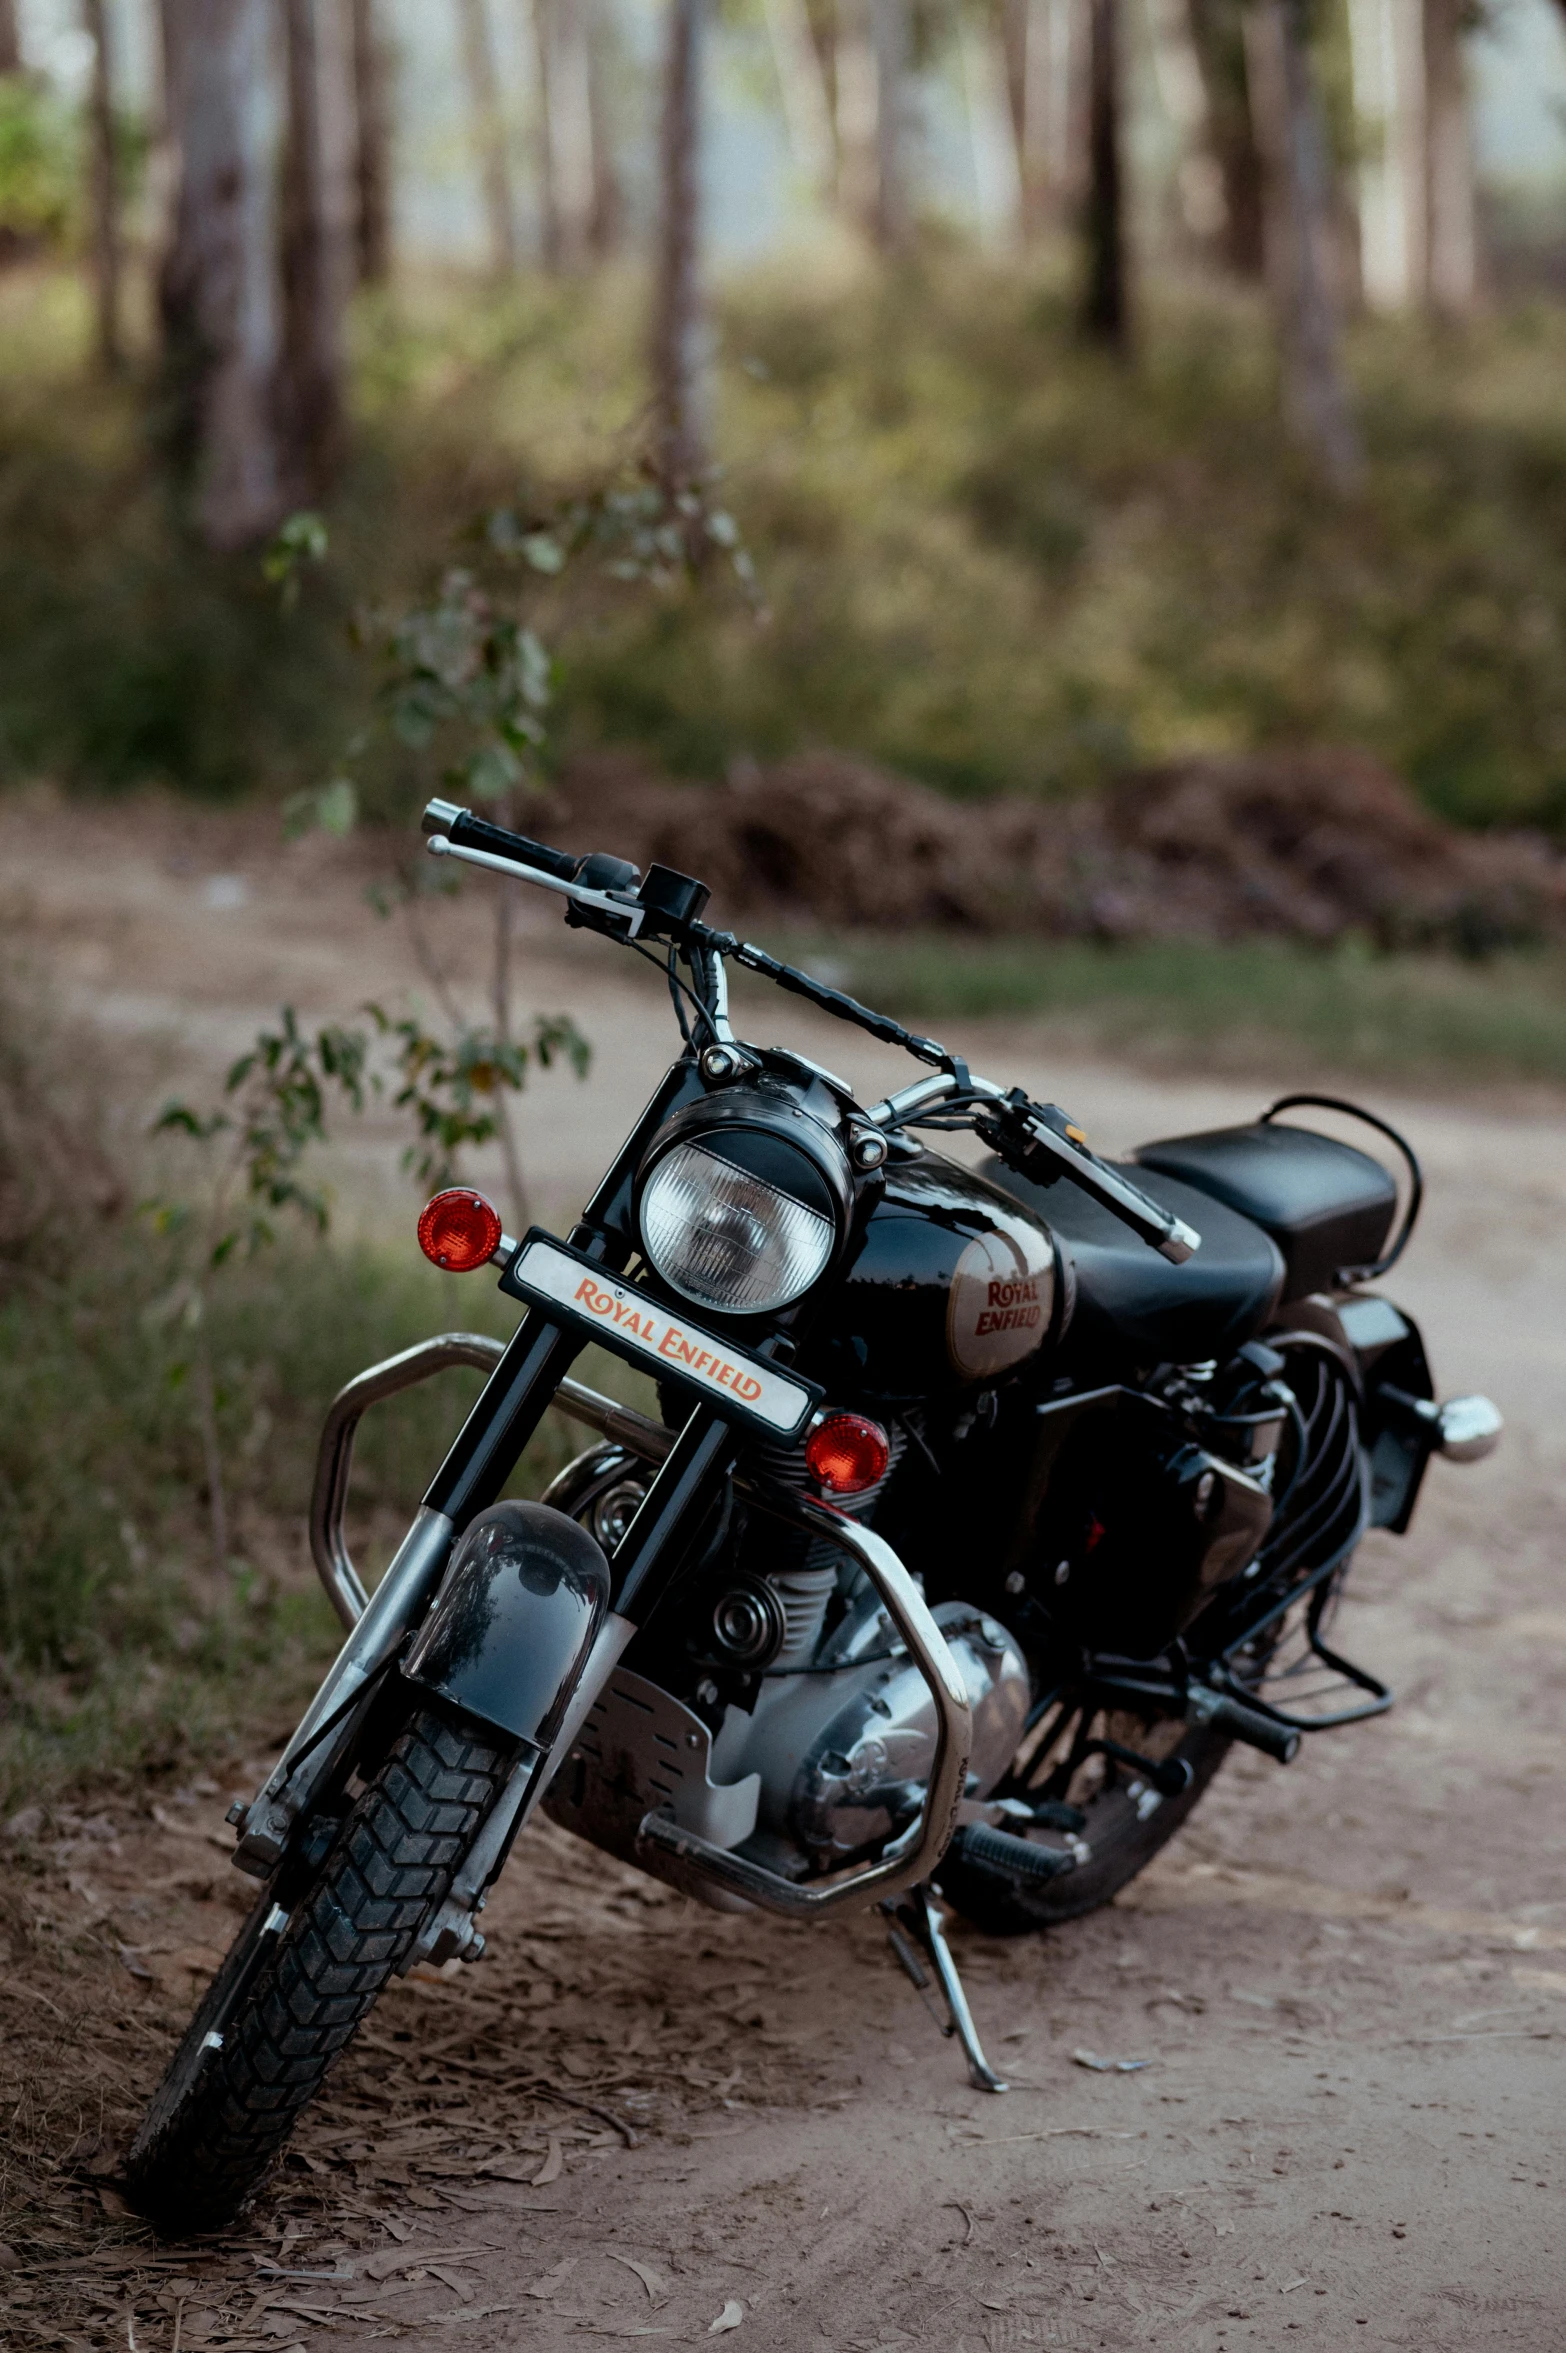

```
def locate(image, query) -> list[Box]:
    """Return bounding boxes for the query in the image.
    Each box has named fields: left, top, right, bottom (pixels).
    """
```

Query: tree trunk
left=82, top=0, right=123, bottom=371
left=584, top=0, right=620, bottom=253
left=1346, top=0, right=1425, bottom=309
left=458, top=0, right=516, bottom=277
left=650, top=0, right=708, bottom=498
left=0, top=2, right=20, bottom=73
left=1187, top=0, right=1265, bottom=275
left=1080, top=0, right=1127, bottom=346
left=350, top=0, right=392, bottom=282
left=1423, top=0, right=1475, bottom=314
left=1015, top=0, right=1087, bottom=232
left=763, top=0, right=835, bottom=199
left=871, top=0, right=912, bottom=252
left=1143, top=0, right=1227, bottom=246
left=1246, top=0, right=1362, bottom=487
left=158, top=0, right=285, bottom=551
left=834, top=0, right=880, bottom=229
left=960, top=8, right=1022, bottom=248
left=278, top=0, right=355, bottom=505
left=531, top=0, right=596, bottom=269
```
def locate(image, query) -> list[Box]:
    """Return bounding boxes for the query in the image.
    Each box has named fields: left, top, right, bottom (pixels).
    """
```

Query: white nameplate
left=508, top=1235, right=818, bottom=1441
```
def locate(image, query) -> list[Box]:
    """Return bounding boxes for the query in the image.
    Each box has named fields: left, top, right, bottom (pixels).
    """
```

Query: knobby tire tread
left=126, top=1707, right=505, bottom=2233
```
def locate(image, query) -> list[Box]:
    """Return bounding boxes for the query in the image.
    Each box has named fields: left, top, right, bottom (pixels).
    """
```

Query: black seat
left=1133, top=1122, right=1397, bottom=1299
left=980, top=1157, right=1284, bottom=1368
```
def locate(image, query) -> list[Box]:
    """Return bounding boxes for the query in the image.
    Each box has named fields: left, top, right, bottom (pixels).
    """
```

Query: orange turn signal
left=805, top=1411, right=891, bottom=1497
left=417, top=1188, right=504, bottom=1273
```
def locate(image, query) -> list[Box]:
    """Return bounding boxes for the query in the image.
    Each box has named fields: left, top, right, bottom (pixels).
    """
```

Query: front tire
left=126, top=1705, right=508, bottom=2234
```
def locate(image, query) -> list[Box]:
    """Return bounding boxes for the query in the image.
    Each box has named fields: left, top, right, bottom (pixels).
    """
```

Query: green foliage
left=5, top=260, right=1566, bottom=828
left=0, top=77, right=77, bottom=250
left=369, top=1004, right=591, bottom=1193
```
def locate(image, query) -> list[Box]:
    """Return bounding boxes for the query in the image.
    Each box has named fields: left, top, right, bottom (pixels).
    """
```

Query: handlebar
left=419, top=797, right=1201, bottom=1264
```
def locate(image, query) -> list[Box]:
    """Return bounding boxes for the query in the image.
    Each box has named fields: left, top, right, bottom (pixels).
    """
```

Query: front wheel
left=125, top=1704, right=509, bottom=2234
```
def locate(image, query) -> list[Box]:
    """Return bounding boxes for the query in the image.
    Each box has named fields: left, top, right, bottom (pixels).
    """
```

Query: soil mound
left=553, top=747, right=1566, bottom=948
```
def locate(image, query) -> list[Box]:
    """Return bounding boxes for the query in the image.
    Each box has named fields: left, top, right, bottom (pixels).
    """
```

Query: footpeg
left=1186, top=1684, right=1300, bottom=1764
left=880, top=1883, right=1009, bottom=2095
left=948, top=1822, right=1079, bottom=1884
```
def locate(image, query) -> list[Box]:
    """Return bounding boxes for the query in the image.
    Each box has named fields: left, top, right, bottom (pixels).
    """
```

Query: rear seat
left=1133, top=1121, right=1397, bottom=1298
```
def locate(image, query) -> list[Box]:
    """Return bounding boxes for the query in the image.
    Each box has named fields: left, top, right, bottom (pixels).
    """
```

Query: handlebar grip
left=422, top=797, right=581, bottom=883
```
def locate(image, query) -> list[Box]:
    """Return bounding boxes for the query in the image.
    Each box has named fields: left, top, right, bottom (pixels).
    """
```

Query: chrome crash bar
left=309, top=1337, right=972, bottom=1916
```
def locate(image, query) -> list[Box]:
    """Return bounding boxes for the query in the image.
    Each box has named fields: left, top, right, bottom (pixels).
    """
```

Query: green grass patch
left=783, top=932, right=1566, bottom=1087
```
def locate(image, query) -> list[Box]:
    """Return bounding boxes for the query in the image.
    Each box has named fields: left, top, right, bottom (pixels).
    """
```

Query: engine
left=541, top=1442, right=1029, bottom=1896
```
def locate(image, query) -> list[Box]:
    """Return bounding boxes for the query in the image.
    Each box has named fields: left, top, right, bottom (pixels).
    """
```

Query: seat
left=979, top=1157, right=1285, bottom=1368
left=1133, top=1122, right=1397, bottom=1299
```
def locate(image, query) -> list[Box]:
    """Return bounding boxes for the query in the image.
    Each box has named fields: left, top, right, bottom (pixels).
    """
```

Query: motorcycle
left=125, top=797, right=1502, bottom=2230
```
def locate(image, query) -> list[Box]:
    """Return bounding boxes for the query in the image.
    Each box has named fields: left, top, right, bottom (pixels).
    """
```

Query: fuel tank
left=802, top=1145, right=1064, bottom=1403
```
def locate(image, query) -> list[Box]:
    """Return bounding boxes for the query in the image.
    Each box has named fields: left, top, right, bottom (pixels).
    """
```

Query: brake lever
left=976, top=1092, right=1201, bottom=1264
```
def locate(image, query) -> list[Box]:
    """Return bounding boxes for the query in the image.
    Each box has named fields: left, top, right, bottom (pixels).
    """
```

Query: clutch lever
left=976, top=1091, right=1201, bottom=1265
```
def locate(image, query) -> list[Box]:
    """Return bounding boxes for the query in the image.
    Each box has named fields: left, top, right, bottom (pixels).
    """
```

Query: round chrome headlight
left=639, top=1139, right=837, bottom=1315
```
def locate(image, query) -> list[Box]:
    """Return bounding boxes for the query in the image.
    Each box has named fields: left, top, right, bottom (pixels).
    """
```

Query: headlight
left=639, top=1141, right=837, bottom=1315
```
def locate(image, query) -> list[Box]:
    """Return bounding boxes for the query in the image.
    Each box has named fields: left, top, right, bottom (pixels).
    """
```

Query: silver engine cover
left=710, top=1599, right=1030, bottom=1870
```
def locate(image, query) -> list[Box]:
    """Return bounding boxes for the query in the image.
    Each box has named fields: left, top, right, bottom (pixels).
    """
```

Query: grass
left=3, top=257, right=1566, bottom=827
left=771, top=931, right=1566, bottom=1088
left=0, top=1220, right=646, bottom=1814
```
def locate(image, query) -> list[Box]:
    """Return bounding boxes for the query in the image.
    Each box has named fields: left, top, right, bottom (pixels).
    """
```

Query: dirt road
left=1, top=795, right=1563, bottom=2351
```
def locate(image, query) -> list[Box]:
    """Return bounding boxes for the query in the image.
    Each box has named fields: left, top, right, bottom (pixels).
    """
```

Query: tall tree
left=278, top=0, right=355, bottom=504
left=650, top=0, right=708, bottom=498
left=871, top=0, right=912, bottom=250
left=1424, top=0, right=1476, bottom=313
left=82, top=0, right=123, bottom=370
left=762, top=0, right=836, bottom=200
left=458, top=0, right=516, bottom=277
left=158, top=0, right=284, bottom=550
left=584, top=0, right=621, bottom=252
left=529, top=0, right=597, bottom=269
left=1080, top=0, right=1126, bottom=345
left=350, top=0, right=393, bottom=283
left=1187, top=0, right=1265, bottom=275
left=1246, top=0, right=1362, bottom=486
left=0, top=2, right=20, bottom=73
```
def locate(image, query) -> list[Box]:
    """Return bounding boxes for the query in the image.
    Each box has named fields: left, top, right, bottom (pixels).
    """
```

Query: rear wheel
left=125, top=1705, right=508, bottom=2234
left=936, top=1697, right=1232, bottom=1934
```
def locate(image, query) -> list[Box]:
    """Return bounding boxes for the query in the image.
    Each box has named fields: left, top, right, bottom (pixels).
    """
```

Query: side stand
left=880, top=1883, right=1008, bottom=2095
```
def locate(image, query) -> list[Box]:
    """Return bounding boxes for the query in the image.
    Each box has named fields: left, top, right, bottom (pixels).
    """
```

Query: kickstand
left=879, top=1883, right=1008, bottom=2094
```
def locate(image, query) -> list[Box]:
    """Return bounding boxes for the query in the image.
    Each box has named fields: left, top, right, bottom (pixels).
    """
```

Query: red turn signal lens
left=417, top=1188, right=504, bottom=1273
left=805, top=1411, right=891, bottom=1496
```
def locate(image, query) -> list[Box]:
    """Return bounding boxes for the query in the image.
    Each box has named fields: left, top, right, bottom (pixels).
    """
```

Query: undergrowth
left=4, top=257, right=1566, bottom=826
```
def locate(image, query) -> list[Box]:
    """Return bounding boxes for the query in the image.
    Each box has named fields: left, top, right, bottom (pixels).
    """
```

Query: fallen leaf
left=709, top=2301, right=745, bottom=2333
left=1072, top=2048, right=1152, bottom=2074
left=533, top=2137, right=564, bottom=2186
left=527, top=2258, right=578, bottom=2301
left=362, top=2246, right=485, bottom=2282
left=607, top=2254, right=671, bottom=2300
left=1280, top=2277, right=1309, bottom=2294
left=426, top=2265, right=476, bottom=2303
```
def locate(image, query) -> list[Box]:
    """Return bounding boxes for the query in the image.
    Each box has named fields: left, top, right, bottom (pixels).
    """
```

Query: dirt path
left=1, top=796, right=1563, bottom=2350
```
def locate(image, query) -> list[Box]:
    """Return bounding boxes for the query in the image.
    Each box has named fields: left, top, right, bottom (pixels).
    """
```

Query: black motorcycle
left=126, top=798, right=1501, bottom=2230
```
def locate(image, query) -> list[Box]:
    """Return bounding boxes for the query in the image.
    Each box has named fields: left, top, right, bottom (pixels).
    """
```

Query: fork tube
left=608, top=1405, right=737, bottom=1618
left=421, top=1314, right=586, bottom=1528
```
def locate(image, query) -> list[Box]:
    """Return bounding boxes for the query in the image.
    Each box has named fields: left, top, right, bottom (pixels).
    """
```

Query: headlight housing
left=636, top=1093, right=853, bottom=1317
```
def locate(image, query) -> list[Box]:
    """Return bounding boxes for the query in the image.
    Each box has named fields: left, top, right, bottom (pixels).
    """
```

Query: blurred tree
left=585, top=0, right=622, bottom=252
left=457, top=0, right=516, bottom=277
left=871, top=0, right=912, bottom=249
left=0, top=2, right=19, bottom=73
left=278, top=0, right=355, bottom=502
left=528, top=0, right=597, bottom=270
left=1246, top=0, right=1362, bottom=485
left=1143, top=0, right=1228, bottom=251
left=157, top=0, right=285, bottom=550
left=1424, top=0, right=1476, bottom=314
left=1003, top=0, right=1087, bottom=236
left=762, top=0, right=836, bottom=201
left=350, top=0, right=393, bottom=282
left=1186, top=0, right=1265, bottom=274
left=1080, top=0, right=1127, bottom=344
left=959, top=0, right=1022, bottom=250
left=82, top=0, right=122, bottom=372
left=651, top=0, right=708, bottom=494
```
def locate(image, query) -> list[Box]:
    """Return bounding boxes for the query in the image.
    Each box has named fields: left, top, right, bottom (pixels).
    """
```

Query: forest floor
left=1, top=793, right=1563, bottom=2350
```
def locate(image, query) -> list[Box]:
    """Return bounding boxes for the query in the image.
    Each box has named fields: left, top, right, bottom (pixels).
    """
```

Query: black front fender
left=403, top=1501, right=610, bottom=1747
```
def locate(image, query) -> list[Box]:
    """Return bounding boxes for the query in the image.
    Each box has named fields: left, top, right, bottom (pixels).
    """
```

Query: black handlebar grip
left=422, top=798, right=581, bottom=882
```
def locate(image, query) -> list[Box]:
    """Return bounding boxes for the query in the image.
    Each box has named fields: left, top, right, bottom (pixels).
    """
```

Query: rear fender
left=403, top=1501, right=611, bottom=1747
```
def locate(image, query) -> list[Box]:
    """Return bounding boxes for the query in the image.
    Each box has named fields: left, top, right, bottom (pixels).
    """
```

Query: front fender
left=403, top=1501, right=610, bottom=1747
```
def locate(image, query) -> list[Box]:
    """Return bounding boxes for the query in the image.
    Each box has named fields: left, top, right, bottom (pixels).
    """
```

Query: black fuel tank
left=803, top=1147, right=1063, bottom=1403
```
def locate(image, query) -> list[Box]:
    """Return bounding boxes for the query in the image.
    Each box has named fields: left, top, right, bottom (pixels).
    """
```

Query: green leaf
left=520, top=531, right=565, bottom=575
left=465, top=741, right=523, bottom=800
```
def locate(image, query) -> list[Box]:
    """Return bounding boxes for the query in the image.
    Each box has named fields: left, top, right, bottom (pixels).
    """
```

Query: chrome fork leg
left=880, top=1883, right=1008, bottom=2095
